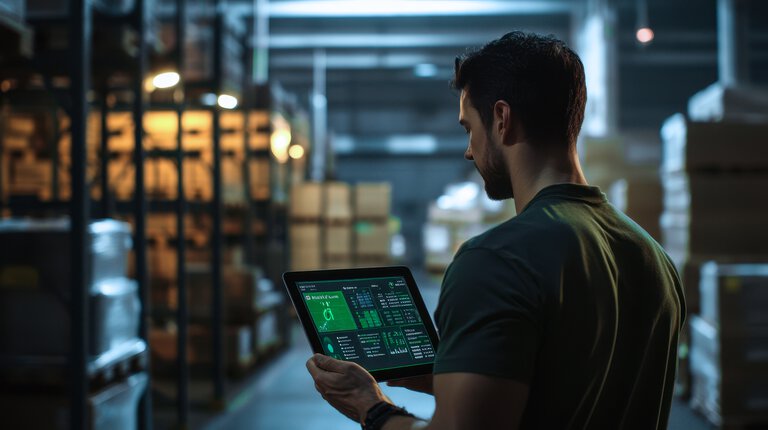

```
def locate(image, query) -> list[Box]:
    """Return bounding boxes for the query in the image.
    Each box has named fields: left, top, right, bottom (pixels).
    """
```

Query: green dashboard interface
left=298, top=276, right=436, bottom=371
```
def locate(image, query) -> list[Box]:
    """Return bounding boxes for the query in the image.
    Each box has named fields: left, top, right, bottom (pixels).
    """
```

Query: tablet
left=283, top=266, right=439, bottom=381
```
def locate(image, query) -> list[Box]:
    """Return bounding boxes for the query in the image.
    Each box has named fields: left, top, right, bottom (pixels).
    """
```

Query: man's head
left=453, top=31, right=587, bottom=199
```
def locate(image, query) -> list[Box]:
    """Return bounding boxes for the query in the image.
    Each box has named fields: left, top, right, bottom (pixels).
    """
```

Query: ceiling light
left=635, top=0, right=653, bottom=45
left=288, top=145, right=305, bottom=160
left=217, top=94, right=238, bottom=109
left=413, top=63, right=437, bottom=78
left=152, top=71, right=180, bottom=89
left=635, top=27, right=654, bottom=44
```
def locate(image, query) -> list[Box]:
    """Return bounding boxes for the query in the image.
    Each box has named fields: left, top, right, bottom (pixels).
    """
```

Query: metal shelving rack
left=0, top=0, right=153, bottom=428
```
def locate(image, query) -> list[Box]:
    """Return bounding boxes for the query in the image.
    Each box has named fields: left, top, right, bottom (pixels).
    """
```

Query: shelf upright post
left=68, top=0, right=92, bottom=427
left=51, top=106, right=60, bottom=201
left=175, top=0, right=189, bottom=425
left=132, top=0, right=152, bottom=428
left=100, top=87, right=110, bottom=218
left=211, top=0, right=225, bottom=406
left=242, top=19, right=254, bottom=265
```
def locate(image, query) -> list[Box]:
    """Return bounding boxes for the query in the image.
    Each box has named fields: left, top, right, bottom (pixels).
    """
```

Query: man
left=306, top=31, right=685, bottom=430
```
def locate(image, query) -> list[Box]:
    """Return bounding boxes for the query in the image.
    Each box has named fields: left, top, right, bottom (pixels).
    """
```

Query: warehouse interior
left=1, top=0, right=767, bottom=428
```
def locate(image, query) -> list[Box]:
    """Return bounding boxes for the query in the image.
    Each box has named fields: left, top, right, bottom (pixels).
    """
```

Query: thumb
left=313, top=353, right=346, bottom=373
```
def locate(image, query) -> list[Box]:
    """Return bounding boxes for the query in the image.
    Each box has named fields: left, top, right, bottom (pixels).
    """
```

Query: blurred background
left=1, top=0, right=767, bottom=428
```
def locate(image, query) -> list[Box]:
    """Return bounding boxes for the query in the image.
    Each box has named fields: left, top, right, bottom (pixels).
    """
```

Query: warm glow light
left=270, top=114, right=292, bottom=163
left=217, top=94, right=238, bottom=109
left=152, top=71, right=180, bottom=89
left=636, top=27, right=654, bottom=44
left=288, top=145, right=305, bottom=160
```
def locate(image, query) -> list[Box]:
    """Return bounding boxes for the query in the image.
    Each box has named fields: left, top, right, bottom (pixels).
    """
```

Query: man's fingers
left=312, top=353, right=347, bottom=373
left=306, top=356, right=327, bottom=382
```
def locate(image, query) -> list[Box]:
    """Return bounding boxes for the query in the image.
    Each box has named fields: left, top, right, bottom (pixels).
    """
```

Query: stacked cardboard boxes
left=660, top=113, right=768, bottom=400
left=608, top=171, right=663, bottom=242
left=289, top=182, right=324, bottom=270
left=689, top=263, right=768, bottom=427
left=660, top=114, right=768, bottom=313
left=353, top=183, right=391, bottom=268
left=288, top=181, right=390, bottom=270
left=324, top=182, right=353, bottom=269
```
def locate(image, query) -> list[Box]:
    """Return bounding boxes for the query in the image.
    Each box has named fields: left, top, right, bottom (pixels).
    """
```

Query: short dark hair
left=452, top=31, right=586, bottom=148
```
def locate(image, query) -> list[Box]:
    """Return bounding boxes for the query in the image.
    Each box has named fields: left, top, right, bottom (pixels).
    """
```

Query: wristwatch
left=362, top=401, right=415, bottom=430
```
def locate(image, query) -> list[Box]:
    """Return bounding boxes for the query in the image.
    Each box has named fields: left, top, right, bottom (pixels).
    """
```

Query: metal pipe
left=69, top=0, right=91, bottom=427
left=175, top=0, right=189, bottom=425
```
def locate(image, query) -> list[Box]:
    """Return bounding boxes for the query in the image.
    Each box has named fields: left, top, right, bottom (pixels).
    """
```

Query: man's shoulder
left=459, top=207, right=576, bottom=257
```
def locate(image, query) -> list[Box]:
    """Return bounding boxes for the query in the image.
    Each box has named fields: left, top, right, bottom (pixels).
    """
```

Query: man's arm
left=306, top=354, right=529, bottom=430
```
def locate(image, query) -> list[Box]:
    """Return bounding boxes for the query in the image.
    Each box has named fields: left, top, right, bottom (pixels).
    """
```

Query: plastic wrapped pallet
left=689, top=316, right=768, bottom=427
left=0, top=278, right=140, bottom=357
left=688, top=82, right=768, bottom=123
left=2, top=372, right=148, bottom=430
left=0, top=218, right=132, bottom=291
left=699, top=262, right=768, bottom=331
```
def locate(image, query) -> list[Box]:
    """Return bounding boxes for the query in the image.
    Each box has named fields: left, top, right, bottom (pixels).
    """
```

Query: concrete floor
left=199, top=271, right=713, bottom=430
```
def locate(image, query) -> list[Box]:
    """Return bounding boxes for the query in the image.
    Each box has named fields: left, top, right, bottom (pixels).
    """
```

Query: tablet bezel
left=283, top=266, right=440, bottom=382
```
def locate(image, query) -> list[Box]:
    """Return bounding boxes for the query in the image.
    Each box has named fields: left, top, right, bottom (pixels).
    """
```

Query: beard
left=477, top=138, right=513, bottom=200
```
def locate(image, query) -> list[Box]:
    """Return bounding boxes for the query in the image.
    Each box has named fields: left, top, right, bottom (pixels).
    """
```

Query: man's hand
left=306, top=353, right=391, bottom=423
left=386, top=374, right=433, bottom=395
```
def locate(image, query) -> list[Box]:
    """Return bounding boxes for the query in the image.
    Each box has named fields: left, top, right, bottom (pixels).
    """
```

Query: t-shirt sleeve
left=433, top=247, right=543, bottom=383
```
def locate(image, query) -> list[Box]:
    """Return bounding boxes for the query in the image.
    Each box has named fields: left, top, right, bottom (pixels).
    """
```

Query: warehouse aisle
left=203, top=270, right=712, bottom=430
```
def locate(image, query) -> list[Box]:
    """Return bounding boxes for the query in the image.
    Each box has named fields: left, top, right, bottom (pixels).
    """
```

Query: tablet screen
left=295, top=275, right=436, bottom=373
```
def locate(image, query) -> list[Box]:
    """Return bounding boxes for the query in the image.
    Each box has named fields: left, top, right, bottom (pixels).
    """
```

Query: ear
left=492, top=100, right=515, bottom=146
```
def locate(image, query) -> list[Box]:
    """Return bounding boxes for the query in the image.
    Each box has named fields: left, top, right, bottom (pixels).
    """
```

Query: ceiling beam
left=269, top=33, right=514, bottom=49
left=268, top=1, right=574, bottom=18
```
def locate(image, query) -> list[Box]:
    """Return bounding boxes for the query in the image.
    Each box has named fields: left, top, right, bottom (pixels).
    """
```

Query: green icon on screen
left=305, top=292, right=357, bottom=332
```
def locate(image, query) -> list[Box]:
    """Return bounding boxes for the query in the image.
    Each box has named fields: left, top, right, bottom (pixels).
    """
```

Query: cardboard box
left=150, top=325, right=253, bottom=369
left=325, top=224, right=352, bottom=255
left=183, top=264, right=260, bottom=321
left=290, top=223, right=322, bottom=270
left=248, top=158, right=270, bottom=200
left=324, top=182, right=352, bottom=222
left=661, top=211, right=768, bottom=258
left=290, top=182, right=323, bottom=219
left=661, top=114, right=768, bottom=173
left=662, top=172, right=768, bottom=215
left=354, top=183, right=391, bottom=220
left=354, top=221, right=390, bottom=256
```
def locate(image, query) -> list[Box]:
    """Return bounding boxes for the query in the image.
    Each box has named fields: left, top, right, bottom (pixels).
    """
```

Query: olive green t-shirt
left=434, top=183, right=685, bottom=429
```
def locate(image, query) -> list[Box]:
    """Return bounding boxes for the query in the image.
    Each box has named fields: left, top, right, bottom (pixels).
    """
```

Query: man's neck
left=510, top=146, right=588, bottom=214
